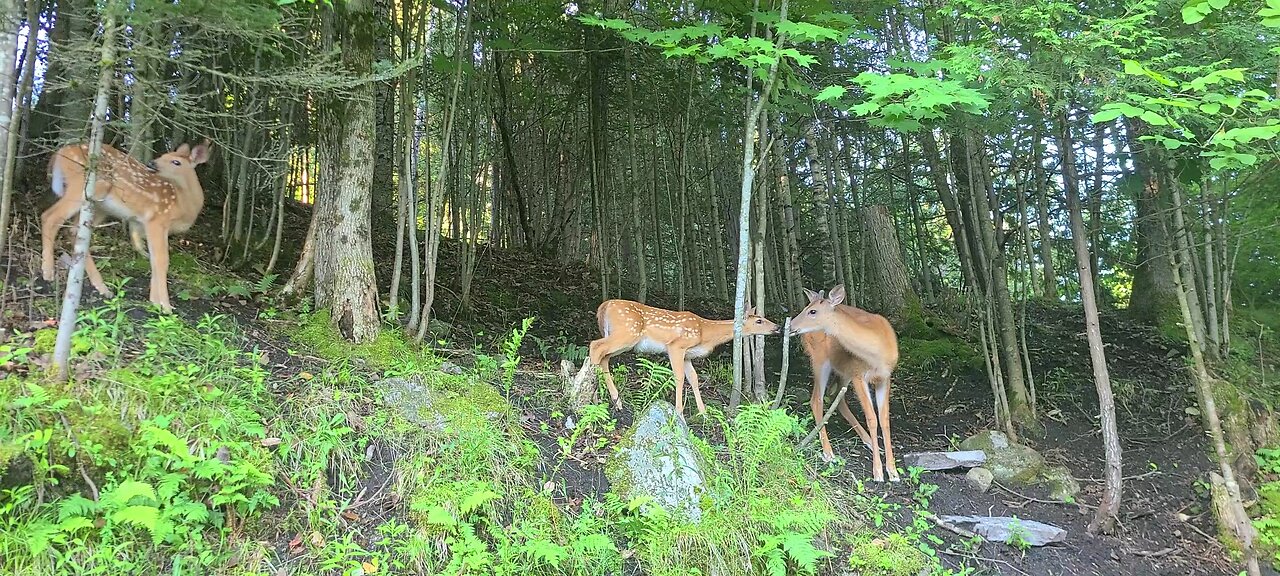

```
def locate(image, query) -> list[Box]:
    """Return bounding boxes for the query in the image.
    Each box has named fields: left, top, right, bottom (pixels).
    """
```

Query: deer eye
left=755, top=319, right=762, bottom=324
left=808, top=309, right=816, bottom=315
left=171, top=159, right=182, bottom=166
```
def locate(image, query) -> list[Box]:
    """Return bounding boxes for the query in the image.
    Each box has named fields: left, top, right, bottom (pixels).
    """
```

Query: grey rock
left=605, top=401, right=707, bottom=522
left=965, top=467, right=994, bottom=493
left=439, top=361, right=465, bottom=375
left=940, top=515, right=1067, bottom=547
left=959, top=430, right=1046, bottom=484
left=903, top=450, right=986, bottom=471
left=381, top=377, right=447, bottom=432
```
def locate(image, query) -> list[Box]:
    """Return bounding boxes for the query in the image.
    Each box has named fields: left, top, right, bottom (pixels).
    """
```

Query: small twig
left=940, top=549, right=1031, bottom=576
left=1077, top=469, right=1162, bottom=483
left=771, top=318, right=791, bottom=410
left=1183, top=517, right=1221, bottom=545
left=1133, top=546, right=1178, bottom=558
left=59, top=414, right=99, bottom=501
left=799, top=382, right=850, bottom=450
left=922, top=511, right=979, bottom=540
left=993, top=480, right=1097, bottom=509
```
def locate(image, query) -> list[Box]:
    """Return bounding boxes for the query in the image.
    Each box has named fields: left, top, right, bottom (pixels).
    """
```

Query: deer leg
left=40, top=198, right=81, bottom=281
left=82, top=250, right=112, bottom=297
left=851, top=372, right=883, bottom=482
left=587, top=336, right=635, bottom=410
left=599, top=356, right=622, bottom=410
left=810, top=364, right=837, bottom=462
left=875, top=376, right=899, bottom=482
left=683, top=360, right=707, bottom=415
left=837, top=392, right=874, bottom=449
left=143, top=221, right=172, bottom=312
left=668, top=348, right=687, bottom=415
left=128, top=221, right=147, bottom=255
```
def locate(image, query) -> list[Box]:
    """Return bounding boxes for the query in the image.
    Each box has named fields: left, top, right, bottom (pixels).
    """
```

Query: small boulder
left=903, top=450, right=986, bottom=471
left=960, top=430, right=1045, bottom=484
left=1042, top=465, right=1081, bottom=503
left=605, top=401, right=707, bottom=522
left=966, top=467, right=994, bottom=493
left=439, top=361, right=465, bottom=376
left=381, top=377, right=447, bottom=431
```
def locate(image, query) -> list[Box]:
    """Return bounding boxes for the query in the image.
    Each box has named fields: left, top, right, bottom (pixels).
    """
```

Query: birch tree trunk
left=730, top=0, right=786, bottom=409
left=53, top=3, right=119, bottom=378
left=0, top=0, right=34, bottom=252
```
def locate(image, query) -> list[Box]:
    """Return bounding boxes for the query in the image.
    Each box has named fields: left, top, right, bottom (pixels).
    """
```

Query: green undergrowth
left=0, top=284, right=858, bottom=575
left=621, top=404, right=843, bottom=576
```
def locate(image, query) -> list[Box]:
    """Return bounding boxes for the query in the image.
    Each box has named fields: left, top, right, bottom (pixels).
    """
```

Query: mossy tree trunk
left=316, top=0, right=380, bottom=343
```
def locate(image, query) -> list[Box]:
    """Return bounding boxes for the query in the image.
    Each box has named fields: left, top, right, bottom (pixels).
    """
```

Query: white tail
left=41, top=140, right=213, bottom=312
left=574, top=299, right=781, bottom=415
left=791, top=285, right=901, bottom=482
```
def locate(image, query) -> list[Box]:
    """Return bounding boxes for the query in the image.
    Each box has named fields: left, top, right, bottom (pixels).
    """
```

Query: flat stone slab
left=903, top=450, right=987, bottom=471
left=939, top=515, right=1067, bottom=547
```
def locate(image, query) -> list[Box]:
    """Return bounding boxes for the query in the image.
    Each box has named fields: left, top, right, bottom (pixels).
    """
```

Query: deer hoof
left=820, top=450, right=837, bottom=463
left=41, top=263, right=54, bottom=281
left=887, top=469, right=901, bottom=483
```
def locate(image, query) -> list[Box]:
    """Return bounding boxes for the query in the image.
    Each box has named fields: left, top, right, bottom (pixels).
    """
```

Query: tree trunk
left=1123, top=117, right=1179, bottom=324
left=731, top=1, right=786, bottom=410
left=920, top=130, right=979, bottom=291
left=1033, top=134, right=1059, bottom=299
left=316, top=0, right=380, bottom=344
left=414, top=3, right=470, bottom=342
left=1162, top=211, right=1261, bottom=576
left=53, top=3, right=119, bottom=378
left=0, top=0, right=34, bottom=252
left=1060, top=113, right=1122, bottom=534
left=863, top=204, right=918, bottom=323
left=955, top=131, right=1035, bottom=427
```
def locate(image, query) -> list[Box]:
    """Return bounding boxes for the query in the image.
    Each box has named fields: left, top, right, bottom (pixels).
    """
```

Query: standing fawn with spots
left=573, top=299, right=781, bottom=415
left=791, top=285, right=901, bottom=482
left=41, top=140, right=213, bottom=312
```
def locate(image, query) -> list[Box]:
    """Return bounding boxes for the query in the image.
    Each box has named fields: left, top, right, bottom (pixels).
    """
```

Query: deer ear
left=828, top=284, right=846, bottom=306
left=174, top=143, right=191, bottom=156
left=189, top=140, right=212, bottom=165
left=745, top=306, right=756, bottom=316
left=802, top=288, right=821, bottom=304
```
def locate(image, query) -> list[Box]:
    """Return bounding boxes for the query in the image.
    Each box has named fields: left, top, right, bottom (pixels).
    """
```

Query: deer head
left=742, top=306, right=782, bottom=336
left=789, top=285, right=847, bottom=335
left=145, top=139, right=213, bottom=186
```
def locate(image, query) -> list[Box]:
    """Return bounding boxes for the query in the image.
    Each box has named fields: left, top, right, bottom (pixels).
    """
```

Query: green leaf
left=111, top=505, right=160, bottom=531
left=1199, top=102, right=1222, bottom=115
left=1139, top=110, right=1169, bottom=126
left=1090, top=109, right=1127, bottom=123
left=1181, top=0, right=1211, bottom=24
left=460, top=489, right=501, bottom=515
left=774, top=19, right=843, bottom=42
left=426, top=506, right=456, bottom=527
left=105, top=480, right=157, bottom=508
left=814, top=85, right=846, bottom=102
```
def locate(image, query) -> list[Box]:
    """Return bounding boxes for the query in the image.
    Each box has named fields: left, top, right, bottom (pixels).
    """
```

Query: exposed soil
left=2, top=200, right=1267, bottom=576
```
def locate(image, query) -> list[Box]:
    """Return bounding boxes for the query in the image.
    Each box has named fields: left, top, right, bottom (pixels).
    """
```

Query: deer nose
left=144, top=161, right=158, bottom=172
